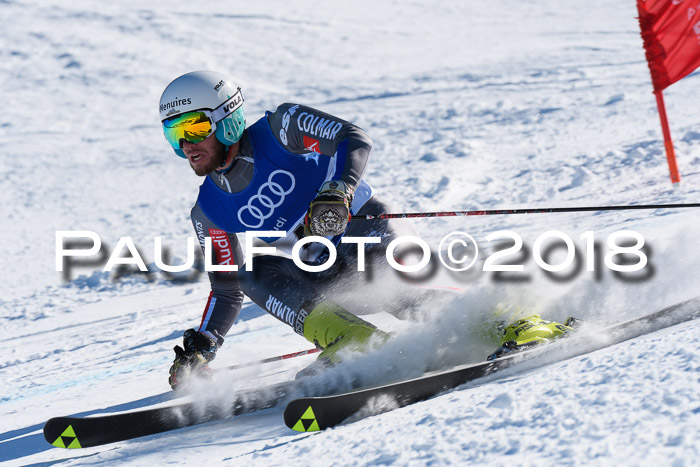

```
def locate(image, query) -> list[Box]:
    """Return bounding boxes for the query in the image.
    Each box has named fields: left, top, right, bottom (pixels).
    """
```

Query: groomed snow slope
left=1, top=1, right=699, bottom=465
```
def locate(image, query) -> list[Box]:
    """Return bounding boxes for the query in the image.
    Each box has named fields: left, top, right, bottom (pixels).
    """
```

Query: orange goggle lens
left=162, top=111, right=214, bottom=148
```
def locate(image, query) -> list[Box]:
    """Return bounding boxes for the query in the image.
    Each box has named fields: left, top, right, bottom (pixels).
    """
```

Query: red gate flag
left=637, top=0, right=700, bottom=91
left=637, top=0, right=700, bottom=184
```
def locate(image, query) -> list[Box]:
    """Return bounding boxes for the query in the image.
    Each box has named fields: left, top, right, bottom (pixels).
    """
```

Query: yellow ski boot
left=302, top=301, right=390, bottom=365
left=487, top=314, right=575, bottom=360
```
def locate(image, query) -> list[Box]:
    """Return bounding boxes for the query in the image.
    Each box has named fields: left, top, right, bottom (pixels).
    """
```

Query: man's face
left=181, top=134, right=226, bottom=176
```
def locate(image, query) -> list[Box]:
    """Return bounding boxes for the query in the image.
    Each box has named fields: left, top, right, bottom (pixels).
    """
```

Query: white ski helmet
left=159, top=71, right=245, bottom=158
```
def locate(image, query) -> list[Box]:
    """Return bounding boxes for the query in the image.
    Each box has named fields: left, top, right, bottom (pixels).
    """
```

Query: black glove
left=168, top=329, right=219, bottom=390
left=304, top=180, right=353, bottom=237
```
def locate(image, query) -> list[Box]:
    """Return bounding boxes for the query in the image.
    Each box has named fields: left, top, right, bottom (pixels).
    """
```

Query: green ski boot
left=487, top=314, right=575, bottom=361
left=302, top=301, right=390, bottom=365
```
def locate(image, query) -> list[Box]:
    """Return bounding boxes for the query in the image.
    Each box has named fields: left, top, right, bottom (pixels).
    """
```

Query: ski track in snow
left=1, top=0, right=699, bottom=465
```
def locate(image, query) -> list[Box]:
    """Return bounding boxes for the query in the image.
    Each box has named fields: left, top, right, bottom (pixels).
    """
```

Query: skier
left=159, top=71, right=420, bottom=389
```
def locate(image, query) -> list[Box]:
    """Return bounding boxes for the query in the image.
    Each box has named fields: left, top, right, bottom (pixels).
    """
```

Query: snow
left=2, top=0, right=700, bottom=465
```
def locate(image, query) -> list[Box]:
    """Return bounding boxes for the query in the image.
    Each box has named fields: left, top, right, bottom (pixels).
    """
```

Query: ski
left=44, top=379, right=296, bottom=449
left=284, top=297, right=700, bottom=432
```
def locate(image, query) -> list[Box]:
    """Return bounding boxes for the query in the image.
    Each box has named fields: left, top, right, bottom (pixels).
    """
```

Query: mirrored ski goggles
left=162, top=90, right=243, bottom=149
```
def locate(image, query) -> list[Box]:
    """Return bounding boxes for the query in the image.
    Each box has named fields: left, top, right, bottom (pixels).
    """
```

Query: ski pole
left=219, top=348, right=320, bottom=372
left=353, top=202, right=700, bottom=220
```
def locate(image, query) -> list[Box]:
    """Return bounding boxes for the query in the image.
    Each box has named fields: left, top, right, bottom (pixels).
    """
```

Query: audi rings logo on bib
left=237, top=170, right=296, bottom=228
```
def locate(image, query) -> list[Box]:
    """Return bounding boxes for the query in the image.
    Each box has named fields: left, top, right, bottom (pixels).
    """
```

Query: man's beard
left=190, top=149, right=228, bottom=176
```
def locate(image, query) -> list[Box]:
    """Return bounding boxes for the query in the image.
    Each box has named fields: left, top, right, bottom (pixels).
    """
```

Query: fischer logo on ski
left=51, top=425, right=82, bottom=449
left=291, top=406, right=320, bottom=432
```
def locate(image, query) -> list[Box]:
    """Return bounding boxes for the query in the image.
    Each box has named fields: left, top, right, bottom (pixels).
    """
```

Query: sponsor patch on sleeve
left=208, top=228, right=235, bottom=266
left=303, top=135, right=321, bottom=152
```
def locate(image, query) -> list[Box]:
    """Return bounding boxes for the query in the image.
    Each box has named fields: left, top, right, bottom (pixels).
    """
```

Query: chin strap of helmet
left=216, top=144, right=239, bottom=174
